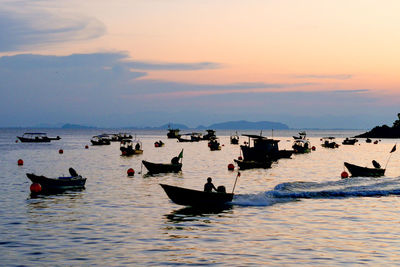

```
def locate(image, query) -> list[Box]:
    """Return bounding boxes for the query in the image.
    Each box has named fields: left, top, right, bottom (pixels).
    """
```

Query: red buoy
left=59, top=149, right=63, bottom=154
left=341, top=171, right=349, bottom=179
left=17, top=159, right=23, bottom=166
left=374, top=140, right=378, bottom=144
left=127, top=168, right=135, bottom=176
left=85, top=145, right=89, bottom=149
left=312, top=146, right=316, bottom=151
left=227, top=163, right=235, bottom=170
left=30, top=183, right=42, bottom=193
left=154, top=143, right=159, bottom=147
left=238, top=156, right=243, bottom=160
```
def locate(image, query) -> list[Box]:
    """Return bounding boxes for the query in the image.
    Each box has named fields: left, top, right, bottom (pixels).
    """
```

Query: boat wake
left=233, top=177, right=400, bottom=206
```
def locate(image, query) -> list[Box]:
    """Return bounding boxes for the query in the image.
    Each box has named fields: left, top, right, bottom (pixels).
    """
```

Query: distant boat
left=293, top=131, right=306, bottom=140
left=90, top=135, right=111, bottom=145
left=292, top=139, right=311, bottom=154
left=142, top=160, right=182, bottom=174
left=240, top=134, right=293, bottom=161
left=154, top=140, right=165, bottom=147
left=17, top=132, right=61, bottom=143
left=208, top=138, right=221, bottom=151
left=230, top=132, right=239, bottom=144
left=167, top=128, right=181, bottom=139
left=321, top=137, right=339, bottom=148
left=177, top=133, right=202, bottom=142
left=160, top=183, right=233, bottom=207
left=26, top=168, right=86, bottom=192
left=366, top=138, right=372, bottom=143
left=344, top=162, right=385, bottom=177
left=109, top=133, right=132, bottom=142
left=342, top=138, right=358, bottom=145
left=120, top=139, right=143, bottom=155
left=202, top=129, right=216, bottom=140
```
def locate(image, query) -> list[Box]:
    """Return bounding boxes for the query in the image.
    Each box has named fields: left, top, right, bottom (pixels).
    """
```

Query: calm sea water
left=1, top=129, right=400, bottom=266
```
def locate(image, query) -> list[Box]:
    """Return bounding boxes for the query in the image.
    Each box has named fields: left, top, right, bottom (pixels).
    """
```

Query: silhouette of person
left=204, top=177, right=217, bottom=192
left=135, top=143, right=140, bottom=150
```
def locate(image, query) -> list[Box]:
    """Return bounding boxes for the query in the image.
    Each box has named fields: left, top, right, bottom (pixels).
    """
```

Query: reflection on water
left=1, top=129, right=400, bottom=265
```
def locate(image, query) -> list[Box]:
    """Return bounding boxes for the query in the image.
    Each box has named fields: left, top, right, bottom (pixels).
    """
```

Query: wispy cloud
left=294, top=74, right=352, bottom=80
left=0, top=2, right=105, bottom=52
left=126, top=61, right=222, bottom=71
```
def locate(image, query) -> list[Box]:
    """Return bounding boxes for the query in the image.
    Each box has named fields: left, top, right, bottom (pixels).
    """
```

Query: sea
left=1, top=128, right=400, bottom=266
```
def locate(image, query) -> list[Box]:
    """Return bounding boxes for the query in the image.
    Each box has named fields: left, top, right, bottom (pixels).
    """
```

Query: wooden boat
left=90, top=135, right=111, bottom=145
left=234, top=159, right=272, bottom=170
left=292, top=131, right=306, bottom=140
left=366, top=138, right=372, bottom=143
left=202, top=129, right=216, bottom=140
left=17, top=132, right=61, bottom=143
left=292, top=139, right=311, bottom=154
left=240, top=134, right=293, bottom=161
left=177, top=133, right=202, bottom=142
left=230, top=132, right=239, bottom=144
left=167, top=128, right=181, bottom=139
left=321, top=137, right=339, bottom=148
left=120, top=139, right=143, bottom=155
left=154, top=140, right=165, bottom=147
left=344, top=162, right=385, bottom=177
left=110, top=133, right=132, bottom=142
left=342, top=138, right=358, bottom=145
left=26, top=168, right=86, bottom=192
left=160, top=183, right=234, bottom=207
left=208, top=138, right=221, bottom=150
left=142, top=160, right=182, bottom=174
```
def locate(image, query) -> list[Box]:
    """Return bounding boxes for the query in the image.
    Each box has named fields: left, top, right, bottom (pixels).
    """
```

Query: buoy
left=238, top=156, right=243, bottom=160
left=59, top=149, right=63, bottom=154
left=312, top=146, right=316, bottom=151
left=85, top=145, right=89, bottom=149
left=374, top=140, right=378, bottom=144
left=122, top=151, right=127, bottom=155
left=17, top=159, right=23, bottom=166
left=127, top=168, right=135, bottom=176
left=227, top=163, right=235, bottom=170
left=15, top=140, right=18, bottom=143
left=341, top=171, right=349, bottom=179
left=30, top=183, right=42, bottom=193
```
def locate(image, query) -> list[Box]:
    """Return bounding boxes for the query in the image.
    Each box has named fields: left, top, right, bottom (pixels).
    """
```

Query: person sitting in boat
left=171, top=156, right=179, bottom=164
left=204, top=177, right=217, bottom=192
left=135, top=143, right=141, bottom=150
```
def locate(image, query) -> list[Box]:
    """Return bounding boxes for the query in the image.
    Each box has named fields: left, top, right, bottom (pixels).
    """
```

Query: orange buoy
left=341, top=171, right=349, bottom=179
left=238, top=156, right=243, bottom=160
left=59, top=149, right=63, bottom=154
left=85, top=145, right=89, bottom=149
left=30, top=183, right=42, bottom=193
left=228, top=163, right=235, bottom=170
left=127, top=168, right=135, bottom=176
left=17, top=159, right=23, bottom=166
left=311, top=146, right=316, bottom=151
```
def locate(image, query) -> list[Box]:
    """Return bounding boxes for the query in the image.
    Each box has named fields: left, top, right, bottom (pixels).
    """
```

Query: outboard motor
left=217, top=185, right=226, bottom=193
left=69, top=168, right=78, bottom=177
left=372, top=160, right=381, bottom=169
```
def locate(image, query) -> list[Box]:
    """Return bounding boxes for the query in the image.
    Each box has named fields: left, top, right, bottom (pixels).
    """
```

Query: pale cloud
left=294, top=74, right=352, bottom=80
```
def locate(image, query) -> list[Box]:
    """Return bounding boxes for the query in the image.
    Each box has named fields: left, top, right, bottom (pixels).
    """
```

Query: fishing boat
left=26, top=168, right=86, bottom=192
left=208, top=138, right=221, bottom=151
left=17, top=132, right=61, bottom=143
left=120, top=139, right=143, bottom=155
left=292, top=131, right=306, bottom=140
left=154, top=140, right=165, bottom=147
left=110, top=133, right=132, bottom=142
left=177, top=133, right=202, bottom=142
left=344, top=161, right=385, bottom=177
left=230, top=132, right=239, bottom=144
left=366, top=138, right=372, bottom=143
left=321, top=137, right=339, bottom=148
left=90, top=135, right=111, bottom=145
left=240, top=134, right=293, bottom=161
left=292, top=139, right=311, bottom=154
left=142, top=160, right=182, bottom=174
left=202, top=129, right=216, bottom=140
left=234, top=159, right=272, bottom=170
left=167, top=128, right=181, bottom=139
left=342, top=138, right=358, bottom=145
left=160, top=184, right=233, bottom=207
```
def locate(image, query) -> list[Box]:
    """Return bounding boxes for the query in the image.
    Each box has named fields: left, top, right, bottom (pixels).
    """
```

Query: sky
left=0, top=0, right=399, bottom=129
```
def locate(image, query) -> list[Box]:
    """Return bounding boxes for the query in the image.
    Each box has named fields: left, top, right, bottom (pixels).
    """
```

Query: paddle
left=231, top=172, right=241, bottom=194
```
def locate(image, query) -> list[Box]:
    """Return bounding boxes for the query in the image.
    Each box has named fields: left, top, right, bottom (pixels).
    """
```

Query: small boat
left=90, top=135, right=111, bottom=145
left=292, top=139, right=311, bottom=153
left=344, top=161, right=385, bottom=177
left=321, top=137, right=339, bottom=148
left=240, top=134, right=293, bottom=161
left=120, top=139, right=143, bottom=155
left=230, top=132, right=239, bottom=144
left=160, top=184, right=233, bottom=207
left=366, top=138, right=372, bottom=143
left=142, top=160, right=182, bottom=174
left=208, top=138, right=221, bottom=151
left=167, top=127, right=181, bottom=139
left=17, top=132, right=61, bottom=143
left=154, top=140, right=165, bottom=147
left=202, top=129, right=216, bottom=140
left=26, top=168, right=86, bottom=192
left=342, top=138, right=358, bottom=145
left=234, top=159, right=272, bottom=170
left=110, top=133, right=133, bottom=142
left=177, top=133, right=202, bottom=142
left=293, top=131, right=306, bottom=140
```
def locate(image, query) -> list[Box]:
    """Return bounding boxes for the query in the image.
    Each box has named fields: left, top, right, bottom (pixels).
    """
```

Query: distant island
left=61, top=123, right=97, bottom=129
left=355, top=114, right=400, bottom=138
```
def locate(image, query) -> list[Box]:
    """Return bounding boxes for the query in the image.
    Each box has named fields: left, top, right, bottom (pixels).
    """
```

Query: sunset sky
left=1, top=0, right=399, bottom=128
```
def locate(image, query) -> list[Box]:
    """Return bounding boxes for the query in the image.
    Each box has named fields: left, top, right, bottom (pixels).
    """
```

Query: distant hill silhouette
left=355, top=114, right=400, bottom=138
left=203, top=120, right=289, bottom=130
left=62, top=123, right=97, bottom=129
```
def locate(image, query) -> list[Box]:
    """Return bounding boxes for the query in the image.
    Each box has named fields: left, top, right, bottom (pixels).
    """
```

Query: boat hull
left=344, top=162, right=385, bottom=177
left=17, top=136, right=51, bottom=143
left=26, top=173, right=86, bottom=191
left=160, top=184, right=233, bottom=207
left=142, top=160, right=182, bottom=173
left=234, top=159, right=272, bottom=170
